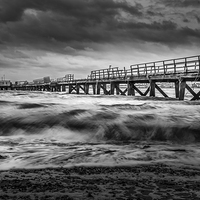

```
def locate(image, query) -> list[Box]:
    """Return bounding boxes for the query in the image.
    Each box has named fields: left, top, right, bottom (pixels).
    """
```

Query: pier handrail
left=127, top=55, right=200, bottom=77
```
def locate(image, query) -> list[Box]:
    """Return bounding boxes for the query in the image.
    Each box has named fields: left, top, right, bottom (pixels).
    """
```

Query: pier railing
left=127, top=55, right=200, bottom=77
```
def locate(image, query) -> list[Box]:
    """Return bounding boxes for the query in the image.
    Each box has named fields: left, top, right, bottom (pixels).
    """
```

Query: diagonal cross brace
left=186, top=84, right=200, bottom=100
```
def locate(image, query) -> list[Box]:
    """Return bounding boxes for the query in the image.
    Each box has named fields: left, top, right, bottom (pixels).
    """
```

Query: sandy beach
left=1, top=163, right=200, bottom=200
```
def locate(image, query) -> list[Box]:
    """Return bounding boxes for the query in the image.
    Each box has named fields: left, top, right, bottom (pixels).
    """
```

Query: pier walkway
left=3, top=55, right=200, bottom=100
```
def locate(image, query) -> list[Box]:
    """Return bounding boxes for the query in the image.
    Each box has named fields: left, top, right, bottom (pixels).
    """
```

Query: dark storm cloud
left=0, top=0, right=143, bottom=23
left=146, top=10, right=163, bottom=17
left=158, top=0, right=200, bottom=7
left=0, top=0, right=144, bottom=52
left=0, top=0, right=200, bottom=52
left=196, top=15, right=200, bottom=23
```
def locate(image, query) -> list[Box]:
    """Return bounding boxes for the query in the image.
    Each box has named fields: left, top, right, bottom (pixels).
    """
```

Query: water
left=0, top=90, right=200, bottom=170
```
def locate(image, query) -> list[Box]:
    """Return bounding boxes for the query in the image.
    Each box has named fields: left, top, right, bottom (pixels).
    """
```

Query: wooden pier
left=2, top=55, right=200, bottom=100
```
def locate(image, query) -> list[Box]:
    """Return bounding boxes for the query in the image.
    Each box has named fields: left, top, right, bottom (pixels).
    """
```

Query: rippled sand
left=1, top=164, right=200, bottom=200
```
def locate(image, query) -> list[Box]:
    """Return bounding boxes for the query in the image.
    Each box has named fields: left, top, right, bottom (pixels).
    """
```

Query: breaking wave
left=1, top=106, right=200, bottom=144
left=1, top=91, right=200, bottom=169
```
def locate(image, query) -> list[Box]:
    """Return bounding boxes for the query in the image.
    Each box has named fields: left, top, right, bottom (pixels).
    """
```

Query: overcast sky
left=0, top=0, right=200, bottom=82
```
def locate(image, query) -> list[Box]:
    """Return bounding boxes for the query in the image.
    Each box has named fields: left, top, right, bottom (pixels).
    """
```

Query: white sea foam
left=0, top=90, right=200, bottom=170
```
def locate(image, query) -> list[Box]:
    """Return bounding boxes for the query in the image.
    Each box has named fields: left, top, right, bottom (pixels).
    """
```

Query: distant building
left=43, top=76, right=51, bottom=83
left=15, top=81, right=28, bottom=86
left=33, top=76, right=51, bottom=84
left=0, top=80, right=12, bottom=87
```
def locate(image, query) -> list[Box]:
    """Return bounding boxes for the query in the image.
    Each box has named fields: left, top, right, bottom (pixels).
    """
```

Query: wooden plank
left=155, top=84, right=168, bottom=98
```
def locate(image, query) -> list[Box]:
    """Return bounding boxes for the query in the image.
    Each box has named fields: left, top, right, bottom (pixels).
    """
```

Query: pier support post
left=56, top=86, right=60, bottom=92
left=103, top=83, right=107, bottom=95
left=46, top=85, right=50, bottom=91
left=116, top=84, right=120, bottom=95
left=150, top=81, right=155, bottom=97
left=92, top=84, right=96, bottom=94
left=69, top=85, right=73, bottom=94
left=179, top=80, right=186, bottom=100
left=110, top=82, right=115, bottom=95
left=76, top=84, right=80, bottom=94
left=97, top=83, right=101, bottom=95
left=85, top=84, right=89, bottom=94
left=127, top=82, right=135, bottom=96
left=62, top=85, right=66, bottom=92
left=175, top=81, right=179, bottom=98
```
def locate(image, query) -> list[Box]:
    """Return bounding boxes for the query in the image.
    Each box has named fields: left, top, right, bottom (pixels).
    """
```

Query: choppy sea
left=0, top=89, right=200, bottom=170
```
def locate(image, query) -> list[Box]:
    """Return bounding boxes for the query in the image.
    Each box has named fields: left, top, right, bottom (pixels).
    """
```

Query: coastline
left=1, top=163, right=200, bottom=200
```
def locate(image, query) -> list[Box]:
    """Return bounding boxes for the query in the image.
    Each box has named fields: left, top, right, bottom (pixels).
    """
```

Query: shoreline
left=1, top=163, right=200, bottom=200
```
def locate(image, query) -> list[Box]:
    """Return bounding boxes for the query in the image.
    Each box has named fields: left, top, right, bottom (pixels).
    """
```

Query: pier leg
left=110, top=82, right=115, bottom=95
left=92, top=84, right=96, bottom=94
left=150, top=81, right=156, bottom=97
left=175, top=81, right=179, bottom=98
left=116, top=84, right=120, bottom=95
left=179, top=80, right=186, bottom=100
left=127, top=82, right=135, bottom=96
left=97, top=83, right=101, bottom=95
left=62, top=85, right=66, bottom=92
left=76, top=84, right=80, bottom=94
left=46, top=86, right=50, bottom=91
left=103, top=83, right=107, bottom=95
left=85, top=84, right=89, bottom=94
left=69, top=85, right=73, bottom=94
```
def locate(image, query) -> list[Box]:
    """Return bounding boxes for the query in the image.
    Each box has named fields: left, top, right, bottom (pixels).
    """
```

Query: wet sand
left=0, top=163, right=200, bottom=200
